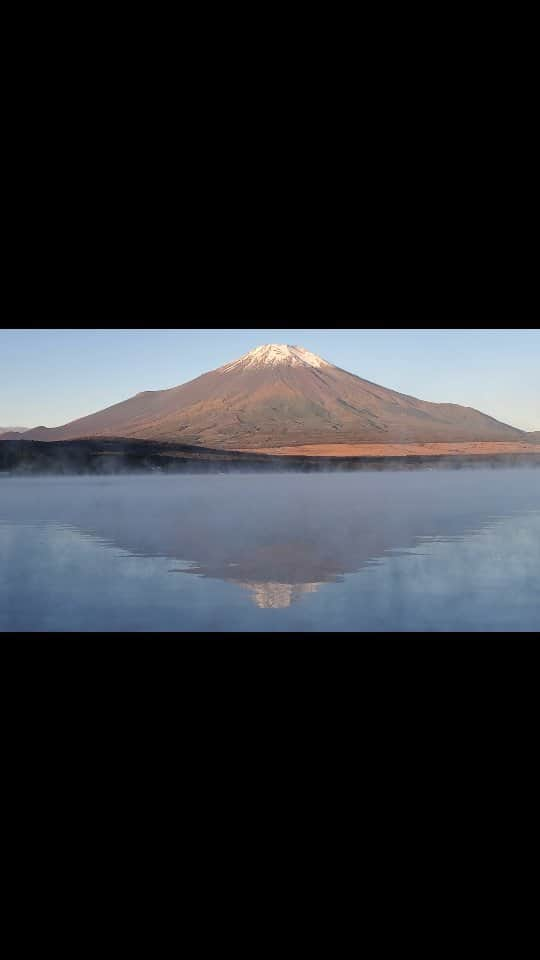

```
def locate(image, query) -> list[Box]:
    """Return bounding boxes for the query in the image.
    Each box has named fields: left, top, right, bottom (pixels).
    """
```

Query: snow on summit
left=222, top=344, right=331, bottom=371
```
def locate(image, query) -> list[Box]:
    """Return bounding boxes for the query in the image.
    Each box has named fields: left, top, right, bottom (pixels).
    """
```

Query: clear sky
left=1, top=328, right=538, bottom=432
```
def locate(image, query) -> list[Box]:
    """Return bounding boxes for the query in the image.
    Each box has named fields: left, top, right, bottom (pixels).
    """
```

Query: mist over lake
left=1, top=467, right=539, bottom=632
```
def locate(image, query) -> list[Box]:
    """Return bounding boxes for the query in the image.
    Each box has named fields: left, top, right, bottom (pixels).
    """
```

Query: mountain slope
left=24, top=344, right=526, bottom=448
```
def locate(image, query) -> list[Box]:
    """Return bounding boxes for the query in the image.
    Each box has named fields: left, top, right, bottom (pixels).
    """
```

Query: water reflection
left=1, top=470, right=539, bottom=611
left=237, top=581, right=323, bottom=609
left=169, top=539, right=341, bottom=607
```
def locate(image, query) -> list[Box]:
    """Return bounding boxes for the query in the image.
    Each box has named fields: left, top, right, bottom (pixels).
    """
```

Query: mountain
left=0, top=427, right=28, bottom=437
left=0, top=432, right=28, bottom=441
left=23, top=344, right=526, bottom=449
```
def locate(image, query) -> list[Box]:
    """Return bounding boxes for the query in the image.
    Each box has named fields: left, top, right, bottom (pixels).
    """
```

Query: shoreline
left=2, top=456, right=540, bottom=476
left=1, top=437, right=539, bottom=475
left=235, top=441, right=540, bottom=458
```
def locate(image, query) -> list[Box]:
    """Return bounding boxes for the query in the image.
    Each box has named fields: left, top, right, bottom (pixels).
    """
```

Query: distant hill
left=0, top=431, right=27, bottom=441
left=23, top=344, right=527, bottom=449
left=0, top=427, right=28, bottom=437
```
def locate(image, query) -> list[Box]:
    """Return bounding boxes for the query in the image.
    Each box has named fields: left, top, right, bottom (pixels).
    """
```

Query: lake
left=0, top=468, right=539, bottom=632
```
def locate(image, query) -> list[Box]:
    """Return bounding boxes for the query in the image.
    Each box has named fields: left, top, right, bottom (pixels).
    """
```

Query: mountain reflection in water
left=1, top=469, right=539, bottom=614
left=238, top=581, right=322, bottom=609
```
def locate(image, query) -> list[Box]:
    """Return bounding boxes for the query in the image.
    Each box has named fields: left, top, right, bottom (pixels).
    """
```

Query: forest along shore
left=1, top=437, right=540, bottom=474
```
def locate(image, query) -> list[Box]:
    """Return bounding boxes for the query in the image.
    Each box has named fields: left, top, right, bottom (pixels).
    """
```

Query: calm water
left=0, top=469, right=539, bottom=632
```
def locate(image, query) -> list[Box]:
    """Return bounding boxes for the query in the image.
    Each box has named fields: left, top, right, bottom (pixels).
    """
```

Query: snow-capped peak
left=221, top=344, right=330, bottom=371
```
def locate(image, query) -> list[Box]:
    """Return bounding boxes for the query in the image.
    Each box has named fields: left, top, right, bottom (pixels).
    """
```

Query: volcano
left=24, top=344, right=526, bottom=449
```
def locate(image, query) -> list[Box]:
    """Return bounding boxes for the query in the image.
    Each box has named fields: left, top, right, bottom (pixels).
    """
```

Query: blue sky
left=1, top=328, right=538, bottom=432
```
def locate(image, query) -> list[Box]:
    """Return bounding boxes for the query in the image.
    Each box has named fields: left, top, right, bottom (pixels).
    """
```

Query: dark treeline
left=1, top=437, right=540, bottom=475
left=0, top=438, right=266, bottom=474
